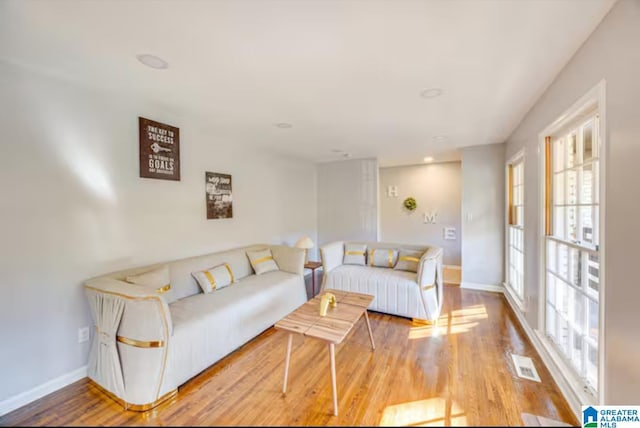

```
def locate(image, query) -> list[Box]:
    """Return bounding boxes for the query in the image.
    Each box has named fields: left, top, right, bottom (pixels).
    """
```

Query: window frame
left=505, top=150, right=526, bottom=308
left=546, top=114, right=600, bottom=391
left=537, top=79, right=607, bottom=406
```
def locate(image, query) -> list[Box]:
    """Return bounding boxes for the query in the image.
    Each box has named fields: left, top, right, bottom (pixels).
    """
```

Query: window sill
left=534, top=330, right=598, bottom=405
left=504, top=283, right=526, bottom=312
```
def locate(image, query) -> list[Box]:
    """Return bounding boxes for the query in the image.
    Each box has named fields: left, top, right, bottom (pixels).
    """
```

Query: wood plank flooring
left=0, top=286, right=578, bottom=426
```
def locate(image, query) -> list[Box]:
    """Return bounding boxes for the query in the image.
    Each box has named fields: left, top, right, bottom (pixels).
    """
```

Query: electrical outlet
left=78, top=326, right=90, bottom=343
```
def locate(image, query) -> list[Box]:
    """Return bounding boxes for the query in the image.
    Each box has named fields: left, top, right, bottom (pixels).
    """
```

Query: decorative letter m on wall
left=424, top=211, right=437, bottom=224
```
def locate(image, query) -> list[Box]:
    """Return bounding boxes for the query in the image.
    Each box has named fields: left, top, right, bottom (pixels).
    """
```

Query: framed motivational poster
left=139, top=117, right=180, bottom=180
left=206, top=172, right=233, bottom=219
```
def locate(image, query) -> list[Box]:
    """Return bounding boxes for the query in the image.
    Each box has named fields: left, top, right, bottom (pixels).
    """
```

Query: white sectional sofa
left=319, top=241, right=444, bottom=322
left=83, top=244, right=307, bottom=410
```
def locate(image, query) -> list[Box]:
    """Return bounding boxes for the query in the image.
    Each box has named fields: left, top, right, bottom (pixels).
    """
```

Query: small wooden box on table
left=274, top=290, right=375, bottom=416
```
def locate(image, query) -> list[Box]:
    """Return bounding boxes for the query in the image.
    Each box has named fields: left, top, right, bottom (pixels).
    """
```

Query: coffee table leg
left=329, top=342, right=338, bottom=416
left=283, top=333, right=293, bottom=393
left=364, top=311, right=375, bottom=350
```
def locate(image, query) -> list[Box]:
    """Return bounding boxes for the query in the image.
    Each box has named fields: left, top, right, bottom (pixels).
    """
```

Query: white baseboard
left=0, top=365, right=87, bottom=417
left=460, top=281, right=504, bottom=293
left=503, top=290, right=583, bottom=422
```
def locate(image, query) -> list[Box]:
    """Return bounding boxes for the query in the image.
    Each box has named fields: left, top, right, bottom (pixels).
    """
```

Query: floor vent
left=511, top=354, right=541, bottom=382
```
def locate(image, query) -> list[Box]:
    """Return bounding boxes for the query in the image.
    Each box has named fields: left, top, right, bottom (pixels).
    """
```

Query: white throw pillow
left=368, top=248, right=399, bottom=268
left=247, top=248, right=279, bottom=275
left=192, top=263, right=236, bottom=293
left=125, top=265, right=172, bottom=296
left=343, top=244, right=367, bottom=265
left=394, top=249, right=423, bottom=273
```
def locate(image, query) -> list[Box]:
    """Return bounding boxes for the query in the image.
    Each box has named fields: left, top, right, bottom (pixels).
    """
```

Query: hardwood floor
left=0, top=286, right=578, bottom=426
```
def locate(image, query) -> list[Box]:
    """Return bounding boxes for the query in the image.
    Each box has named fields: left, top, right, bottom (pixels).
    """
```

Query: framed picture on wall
left=206, top=172, right=233, bottom=219
left=139, top=117, right=180, bottom=180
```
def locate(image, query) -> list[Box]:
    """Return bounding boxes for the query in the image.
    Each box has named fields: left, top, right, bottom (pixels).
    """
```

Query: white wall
left=379, top=162, right=461, bottom=265
left=317, top=158, right=378, bottom=247
left=0, top=61, right=317, bottom=404
left=504, top=0, right=640, bottom=405
left=461, top=144, right=505, bottom=287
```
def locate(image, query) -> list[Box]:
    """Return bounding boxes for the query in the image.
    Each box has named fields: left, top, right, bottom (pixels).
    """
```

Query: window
left=544, top=113, right=600, bottom=393
left=507, top=156, right=525, bottom=302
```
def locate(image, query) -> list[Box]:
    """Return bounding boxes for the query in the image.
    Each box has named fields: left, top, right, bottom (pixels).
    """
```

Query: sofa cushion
left=247, top=248, right=279, bottom=275
left=324, top=265, right=427, bottom=319
left=192, top=263, right=236, bottom=293
left=394, top=249, right=424, bottom=273
left=343, top=243, right=367, bottom=265
left=368, top=248, right=399, bottom=268
left=166, top=245, right=265, bottom=302
left=165, top=270, right=307, bottom=388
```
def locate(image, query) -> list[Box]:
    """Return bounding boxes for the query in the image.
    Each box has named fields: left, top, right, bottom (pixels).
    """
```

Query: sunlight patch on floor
left=450, top=305, right=488, bottom=321
left=379, top=397, right=467, bottom=426
left=409, top=304, right=487, bottom=339
left=408, top=322, right=479, bottom=339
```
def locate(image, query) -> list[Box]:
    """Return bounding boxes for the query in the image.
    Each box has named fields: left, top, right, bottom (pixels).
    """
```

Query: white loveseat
left=83, top=244, right=307, bottom=410
left=319, top=241, right=444, bottom=322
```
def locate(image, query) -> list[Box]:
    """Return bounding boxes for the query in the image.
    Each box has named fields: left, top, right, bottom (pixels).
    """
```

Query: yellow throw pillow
left=343, top=244, right=367, bottom=265
left=368, top=248, right=399, bottom=268
left=247, top=248, right=279, bottom=275
left=125, top=265, right=172, bottom=295
left=394, top=250, right=423, bottom=273
left=192, top=263, right=236, bottom=293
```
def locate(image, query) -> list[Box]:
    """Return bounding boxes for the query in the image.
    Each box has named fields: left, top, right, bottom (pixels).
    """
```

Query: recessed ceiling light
left=433, top=135, right=448, bottom=142
left=423, top=156, right=434, bottom=163
left=136, top=54, right=169, bottom=69
left=275, top=123, right=293, bottom=129
left=420, top=88, right=442, bottom=99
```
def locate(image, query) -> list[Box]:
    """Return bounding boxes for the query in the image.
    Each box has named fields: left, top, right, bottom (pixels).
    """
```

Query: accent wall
left=379, top=162, right=462, bottom=266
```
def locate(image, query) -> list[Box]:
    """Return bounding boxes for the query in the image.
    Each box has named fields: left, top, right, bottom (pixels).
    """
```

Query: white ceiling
left=0, top=0, right=616, bottom=166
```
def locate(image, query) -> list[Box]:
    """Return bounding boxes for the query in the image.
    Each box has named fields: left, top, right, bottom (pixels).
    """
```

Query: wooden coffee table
left=274, top=290, right=375, bottom=416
